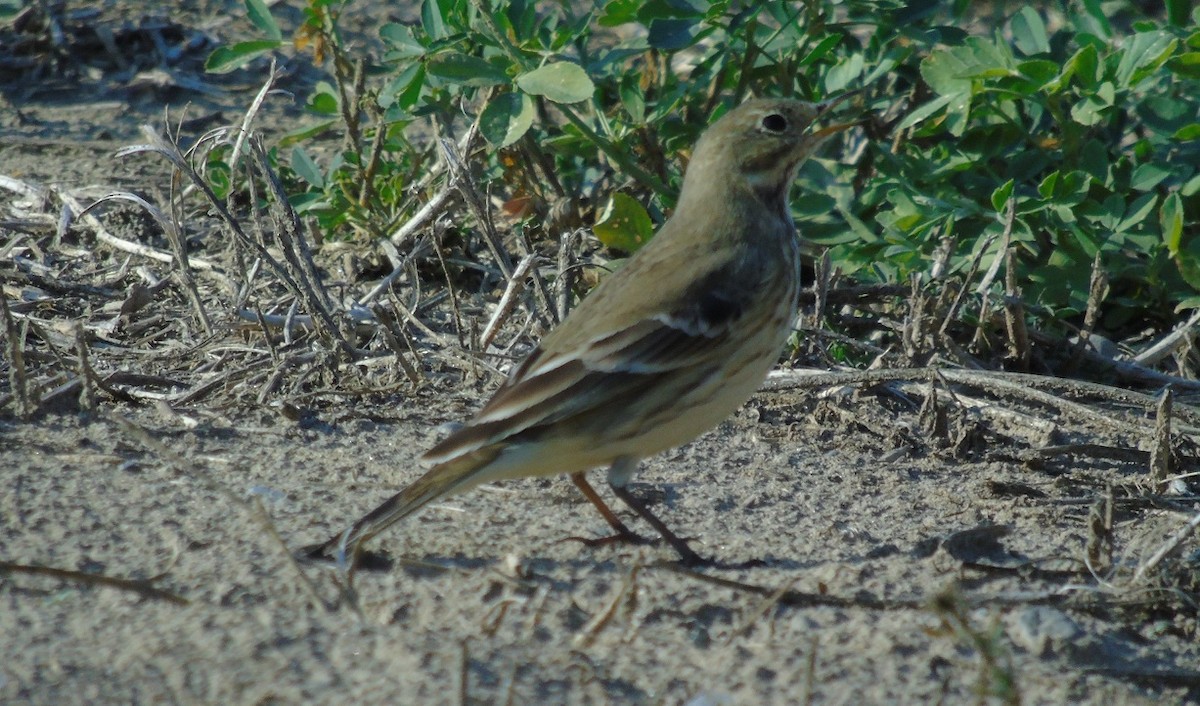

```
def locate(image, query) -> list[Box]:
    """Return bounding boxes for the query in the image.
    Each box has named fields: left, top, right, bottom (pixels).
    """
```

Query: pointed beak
left=811, top=89, right=864, bottom=137
left=816, top=88, right=863, bottom=115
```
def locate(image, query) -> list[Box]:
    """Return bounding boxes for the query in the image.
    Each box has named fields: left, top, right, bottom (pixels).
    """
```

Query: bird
left=304, top=94, right=857, bottom=567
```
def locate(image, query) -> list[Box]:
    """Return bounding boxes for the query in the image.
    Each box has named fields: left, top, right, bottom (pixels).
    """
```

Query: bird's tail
left=299, top=446, right=501, bottom=562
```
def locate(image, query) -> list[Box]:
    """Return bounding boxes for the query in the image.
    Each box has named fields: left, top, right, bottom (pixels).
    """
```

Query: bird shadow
left=302, top=541, right=819, bottom=577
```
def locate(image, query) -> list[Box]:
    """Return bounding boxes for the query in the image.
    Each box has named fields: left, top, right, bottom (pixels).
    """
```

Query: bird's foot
left=661, top=536, right=710, bottom=567
left=296, top=540, right=336, bottom=562
left=294, top=539, right=393, bottom=572
left=559, top=528, right=711, bottom=566
left=557, top=526, right=655, bottom=550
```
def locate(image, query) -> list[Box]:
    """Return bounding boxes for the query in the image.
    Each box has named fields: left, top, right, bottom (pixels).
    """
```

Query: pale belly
left=469, top=316, right=791, bottom=485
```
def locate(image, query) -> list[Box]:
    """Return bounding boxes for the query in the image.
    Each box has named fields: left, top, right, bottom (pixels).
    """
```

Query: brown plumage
left=306, top=96, right=853, bottom=566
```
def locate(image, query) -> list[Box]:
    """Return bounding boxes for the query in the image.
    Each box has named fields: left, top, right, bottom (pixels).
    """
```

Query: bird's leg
left=568, top=472, right=650, bottom=544
left=606, top=457, right=708, bottom=566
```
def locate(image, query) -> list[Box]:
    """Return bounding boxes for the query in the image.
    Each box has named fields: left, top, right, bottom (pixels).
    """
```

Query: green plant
left=848, top=3, right=1200, bottom=336
left=204, top=0, right=1200, bottom=375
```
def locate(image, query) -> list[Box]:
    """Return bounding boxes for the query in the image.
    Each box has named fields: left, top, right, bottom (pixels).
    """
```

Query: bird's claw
left=558, top=530, right=711, bottom=566
left=557, top=527, right=655, bottom=549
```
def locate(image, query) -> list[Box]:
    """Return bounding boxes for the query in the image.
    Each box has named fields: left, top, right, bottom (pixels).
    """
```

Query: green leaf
left=1114, top=31, right=1178, bottom=88
left=792, top=192, right=837, bottom=217
left=991, top=179, right=1014, bottom=212
left=1036, top=171, right=1056, bottom=200
left=1173, top=241, right=1200, bottom=290
left=1052, top=44, right=1099, bottom=92
left=920, top=47, right=973, bottom=97
left=1070, top=81, right=1114, bottom=126
left=1017, top=59, right=1059, bottom=86
left=965, top=37, right=1017, bottom=73
left=516, top=62, right=594, bottom=104
left=1011, top=7, right=1049, bottom=55
left=1167, top=52, right=1200, bottom=79
left=245, top=0, right=281, bottom=40
left=1130, top=163, right=1171, bottom=191
left=205, top=39, right=282, bottom=74
left=1174, top=123, right=1200, bottom=141
left=1116, top=193, right=1158, bottom=232
left=619, top=77, right=646, bottom=123
left=422, top=0, right=449, bottom=40
left=798, top=35, right=841, bottom=67
left=290, top=191, right=332, bottom=216
left=380, top=63, right=425, bottom=111
left=1185, top=173, right=1200, bottom=196
left=480, top=93, right=535, bottom=148
left=918, top=38, right=1013, bottom=136
left=863, top=47, right=904, bottom=86
left=426, top=53, right=510, bottom=87
left=647, top=18, right=699, bottom=50
left=1080, top=0, right=1112, bottom=39
left=918, top=58, right=969, bottom=135
left=638, top=0, right=706, bottom=21
left=278, top=119, right=338, bottom=148
left=1077, top=139, right=1109, bottom=183
left=701, top=1, right=730, bottom=22
left=923, top=39, right=1014, bottom=87
left=1161, top=192, right=1184, bottom=254
left=306, top=81, right=340, bottom=115
left=895, top=94, right=953, bottom=132
left=1080, top=0, right=1113, bottom=37
left=1038, top=170, right=1090, bottom=205
left=291, top=146, right=324, bottom=189
left=599, top=0, right=641, bottom=26
left=593, top=193, right=654, bottom=252
left=1053, top=204, right=1078, bottom=224
left=380, top=23, right=427, bottom=60
left=1167, top=0, right=1190, bottom=26
left=205, top=156, right=232, bottom=200
left=1073, top=44, right=1101, bottom=84
left=0, top=0, right=23, bottom=19
left=824, top=53, right=864, bottom=94
left=1093, top=193, right=1126, bottom=230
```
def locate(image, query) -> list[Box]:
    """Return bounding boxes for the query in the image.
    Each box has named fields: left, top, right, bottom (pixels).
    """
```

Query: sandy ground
left=2, top=3, right=1199, bottom=705
left=4, top=390, right=1198, bottom=705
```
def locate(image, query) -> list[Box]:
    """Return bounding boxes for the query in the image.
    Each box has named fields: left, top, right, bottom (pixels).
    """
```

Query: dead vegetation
left=4, top=78, right=1199, bottom=658
left=2, top=4, right=1200, bottom=702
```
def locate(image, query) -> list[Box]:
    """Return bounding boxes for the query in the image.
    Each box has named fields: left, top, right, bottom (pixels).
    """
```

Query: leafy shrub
left=208, top=0, right=1200, bottom=373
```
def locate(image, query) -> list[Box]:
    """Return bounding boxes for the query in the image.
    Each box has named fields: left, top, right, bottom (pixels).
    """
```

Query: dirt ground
left=2, top=3, right=1199, bottom=705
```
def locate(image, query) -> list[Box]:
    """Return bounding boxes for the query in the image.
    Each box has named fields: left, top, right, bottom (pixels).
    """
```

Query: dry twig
left=1150, top=388, right=1174, bottom=491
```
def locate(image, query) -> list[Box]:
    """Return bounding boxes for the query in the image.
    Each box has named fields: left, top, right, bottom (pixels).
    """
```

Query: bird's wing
left=420, top=272, right=748, bottom=466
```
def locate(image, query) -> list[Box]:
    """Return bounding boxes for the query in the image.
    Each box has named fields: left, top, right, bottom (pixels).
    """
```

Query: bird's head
left=681, top=94, right=859, bottom=214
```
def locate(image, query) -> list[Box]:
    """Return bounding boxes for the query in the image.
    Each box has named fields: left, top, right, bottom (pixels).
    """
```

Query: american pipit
left=306, top=95, right=855, bottom=566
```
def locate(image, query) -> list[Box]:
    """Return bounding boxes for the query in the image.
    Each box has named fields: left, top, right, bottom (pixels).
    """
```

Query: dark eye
left=761, top=113, right=788, bottom=133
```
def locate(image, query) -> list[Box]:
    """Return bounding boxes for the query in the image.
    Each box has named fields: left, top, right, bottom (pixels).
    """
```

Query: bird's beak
left=816, top=88, right=863, bottom=114
left=811, top=89, right=864, bottom=137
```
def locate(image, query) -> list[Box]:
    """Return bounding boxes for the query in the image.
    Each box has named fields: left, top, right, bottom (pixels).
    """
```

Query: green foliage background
left=209, top=0, right=1200, bottom=369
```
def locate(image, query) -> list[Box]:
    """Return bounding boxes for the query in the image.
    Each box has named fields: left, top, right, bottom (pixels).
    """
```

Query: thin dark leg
left=570, top=472, right=649, bottom=542
left=608, top=483, right=707, bottom=566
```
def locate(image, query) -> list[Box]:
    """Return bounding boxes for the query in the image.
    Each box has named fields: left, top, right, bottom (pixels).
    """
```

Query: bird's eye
left=760, top=113, right=788, bottom=133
